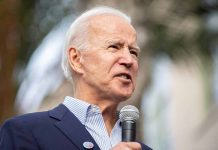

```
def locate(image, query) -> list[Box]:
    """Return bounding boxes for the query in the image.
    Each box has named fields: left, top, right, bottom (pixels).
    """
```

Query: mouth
left=114, top=73, right=132, bottom=81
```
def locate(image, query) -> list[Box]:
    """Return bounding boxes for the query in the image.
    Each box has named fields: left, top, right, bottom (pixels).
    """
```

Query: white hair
left=61, top=6, right=131, bottom=81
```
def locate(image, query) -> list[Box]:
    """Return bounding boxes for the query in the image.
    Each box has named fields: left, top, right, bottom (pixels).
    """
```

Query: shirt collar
left=63, top=96, right=103, bottom=124
left=63, top=96, right=91, bottom=125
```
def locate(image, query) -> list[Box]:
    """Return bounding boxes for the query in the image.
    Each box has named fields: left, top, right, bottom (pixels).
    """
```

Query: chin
left=110, top=85, right=135, bottom=101
left=114, top=92, right=133, bottom=102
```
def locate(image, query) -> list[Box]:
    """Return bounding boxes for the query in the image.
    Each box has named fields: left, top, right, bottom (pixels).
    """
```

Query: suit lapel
left=49, top=104, right=100, bottom=150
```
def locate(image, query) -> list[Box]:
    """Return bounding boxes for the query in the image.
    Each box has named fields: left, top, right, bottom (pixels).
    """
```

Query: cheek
left=133, top=62, right=139, bottom=75
left=132, top=63, right=139, bottom=83
left=82, top=54, right=111, bottom=76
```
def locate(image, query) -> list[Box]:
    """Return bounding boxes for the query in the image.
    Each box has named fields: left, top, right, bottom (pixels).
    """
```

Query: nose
left=119, top=49, right=134, bottom=68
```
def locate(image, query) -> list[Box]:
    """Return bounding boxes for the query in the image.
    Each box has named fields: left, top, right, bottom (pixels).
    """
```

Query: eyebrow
left=105, top=39, right=140, bottom=52
left=105, top=39, right=124, bottom=45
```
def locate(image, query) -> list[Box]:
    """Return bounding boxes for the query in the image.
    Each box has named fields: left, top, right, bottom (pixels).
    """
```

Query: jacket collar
left=49, top=104, right=100, bottom=150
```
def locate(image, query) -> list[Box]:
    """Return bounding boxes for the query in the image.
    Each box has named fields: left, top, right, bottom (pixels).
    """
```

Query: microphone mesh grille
left=119, top=105, right=139, bottom=122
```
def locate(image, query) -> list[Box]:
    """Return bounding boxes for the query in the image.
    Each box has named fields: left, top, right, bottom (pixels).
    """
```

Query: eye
left=130, top=49, right=139, bottom=57
left=108, top=44, right=119, bottom=49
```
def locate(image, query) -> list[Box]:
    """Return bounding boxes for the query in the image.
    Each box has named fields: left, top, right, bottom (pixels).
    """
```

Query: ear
left=68, top=47, right=83, bottom=74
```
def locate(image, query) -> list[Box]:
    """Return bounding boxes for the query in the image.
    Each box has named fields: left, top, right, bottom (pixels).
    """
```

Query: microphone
left=119, top=105, right=139, bottom=142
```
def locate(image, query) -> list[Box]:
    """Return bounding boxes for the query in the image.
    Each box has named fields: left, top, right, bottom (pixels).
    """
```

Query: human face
left=79, top=15, right=139, bottom=102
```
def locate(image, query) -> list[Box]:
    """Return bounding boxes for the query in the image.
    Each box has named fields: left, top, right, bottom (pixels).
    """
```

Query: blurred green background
left=1, top=0, right=218, bottom=149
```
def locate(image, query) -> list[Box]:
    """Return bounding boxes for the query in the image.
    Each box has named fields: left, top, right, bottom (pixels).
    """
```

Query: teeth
left=116, top=74, right=130, bottom=80
left=121, top=75, right=127, bottom=79
left=119, top=75, right=129, bottom=79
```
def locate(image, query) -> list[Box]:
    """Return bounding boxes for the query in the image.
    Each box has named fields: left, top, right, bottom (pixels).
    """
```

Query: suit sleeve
left=0, top=118, right=40, bottom=150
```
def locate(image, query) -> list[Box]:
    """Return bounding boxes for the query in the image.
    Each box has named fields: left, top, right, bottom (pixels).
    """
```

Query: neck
left=101, top=105, right=118, bottom=134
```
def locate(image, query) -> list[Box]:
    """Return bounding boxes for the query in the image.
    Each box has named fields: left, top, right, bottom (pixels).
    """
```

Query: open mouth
left=115, top=73, right=132, bottom=81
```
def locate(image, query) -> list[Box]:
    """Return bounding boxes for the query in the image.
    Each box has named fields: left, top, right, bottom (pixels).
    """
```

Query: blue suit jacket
left=0, top=104, right=152, bottom=150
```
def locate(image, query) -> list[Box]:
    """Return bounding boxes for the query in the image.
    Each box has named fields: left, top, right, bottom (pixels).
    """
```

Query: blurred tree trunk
left=0, top=0, right=20, bottom=124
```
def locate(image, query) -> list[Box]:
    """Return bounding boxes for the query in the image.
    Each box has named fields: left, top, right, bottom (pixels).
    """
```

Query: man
left=0, top=6, right=151, bottom=150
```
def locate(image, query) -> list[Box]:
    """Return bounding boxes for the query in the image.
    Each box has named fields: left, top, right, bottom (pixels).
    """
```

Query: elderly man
left=0, top=6, right=151, bottom=150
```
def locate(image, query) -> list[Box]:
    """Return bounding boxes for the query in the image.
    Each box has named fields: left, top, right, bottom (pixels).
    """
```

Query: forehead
left=88, top=14, right=137, bottom=43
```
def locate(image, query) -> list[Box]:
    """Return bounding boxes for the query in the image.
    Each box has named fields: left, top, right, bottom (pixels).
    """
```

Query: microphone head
left=119, top=105, right=139, bottom=122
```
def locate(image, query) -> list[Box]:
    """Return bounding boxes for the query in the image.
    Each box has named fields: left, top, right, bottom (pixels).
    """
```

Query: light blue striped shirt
left=63, top=96, right=121, bottom=150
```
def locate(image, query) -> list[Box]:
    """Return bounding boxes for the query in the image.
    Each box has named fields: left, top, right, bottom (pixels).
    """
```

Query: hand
left=110, top=142, right=141, bottom=150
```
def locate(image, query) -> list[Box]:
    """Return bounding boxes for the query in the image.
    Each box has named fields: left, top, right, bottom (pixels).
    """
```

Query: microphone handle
left=121, top=120, right=136, bottom=142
